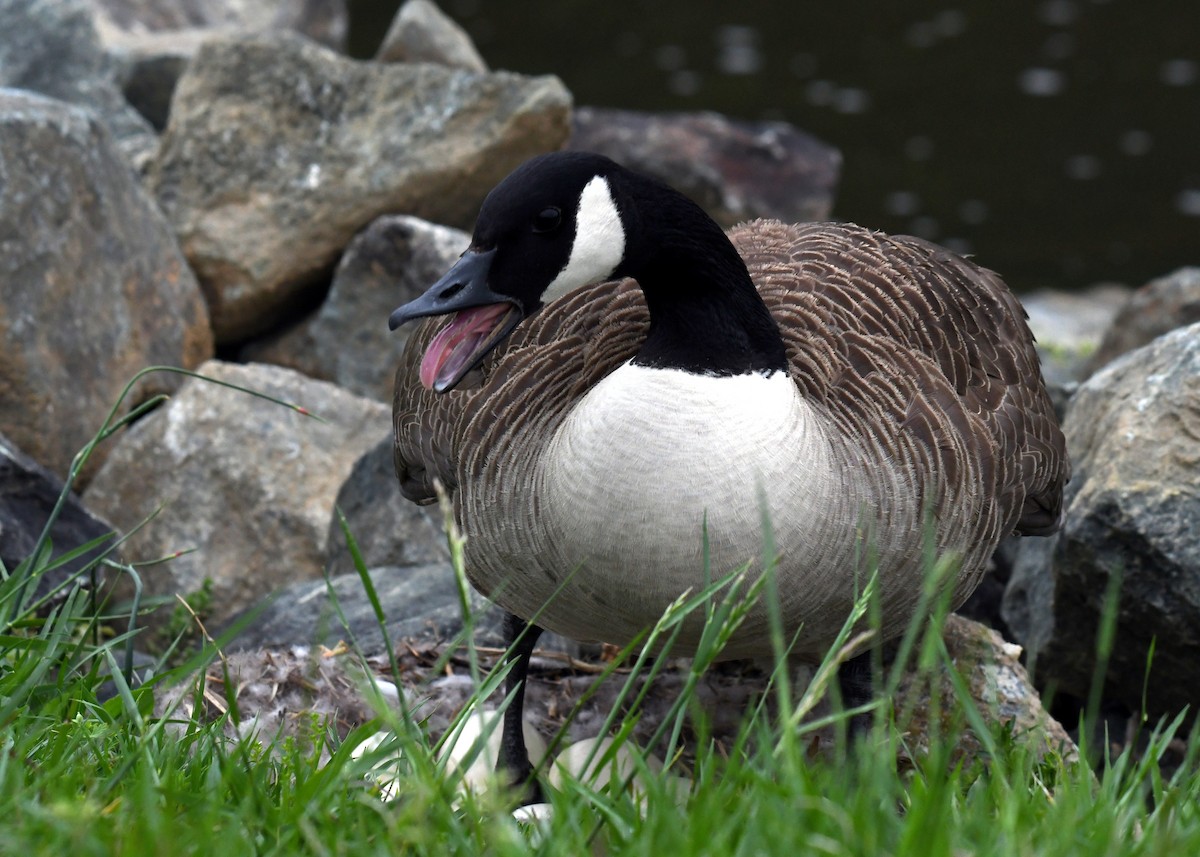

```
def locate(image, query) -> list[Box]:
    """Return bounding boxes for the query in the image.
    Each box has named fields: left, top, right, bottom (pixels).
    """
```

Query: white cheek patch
left=544, top=175, right=626, bottom=302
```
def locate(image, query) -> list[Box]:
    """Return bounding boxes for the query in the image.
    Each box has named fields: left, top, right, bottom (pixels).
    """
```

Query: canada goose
left=388, top=151, right=1068, bottom=793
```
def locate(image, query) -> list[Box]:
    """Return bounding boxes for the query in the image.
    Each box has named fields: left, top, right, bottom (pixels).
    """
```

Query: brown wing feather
left=393, top=221, right=1067, bottom=550
left=730, top=221, right=1067, bottom=537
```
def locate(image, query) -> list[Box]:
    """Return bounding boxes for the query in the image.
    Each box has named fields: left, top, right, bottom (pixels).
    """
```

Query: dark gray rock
left=376, top=0, right=487, bottom=72
left=223, top=563, right=505, bottom=654
left=0, top=432, right=114, bottom=607
left=148, top=32, right=571, bottom=344
left=83, top=360, right=389, bottom=636
left=1086, top=268, right=1200, bottom=376
left=0, top=0, right=158, bottom=167
left=1000, top=533, right=1059, bottom=663
left=0, top=89, right=212, bottom=484
left=326, top=434, right=449, bottom=579
left=1002, top=322, right=1200, bottom=718
left=242, top=215, right=468, bottom=402
left=568, top=107, right=840, bottom=229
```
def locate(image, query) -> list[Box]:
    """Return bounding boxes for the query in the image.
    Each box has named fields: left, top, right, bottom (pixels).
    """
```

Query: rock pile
left=0, top=88, right=211, bottom=482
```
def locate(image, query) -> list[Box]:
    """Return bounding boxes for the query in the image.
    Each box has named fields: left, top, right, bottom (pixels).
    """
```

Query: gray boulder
left=92, top=0, right=350, bottom=131
left=223, top=563, right=504, bottom=654
left=88, top=0, right=347, bottom=46
left=1019, top=284, right=1131, bottom=418
left=890, top=615, right=1075, bottom=766
left=0, top=89, right=212, bottom=484
left=1003, top=322, right=1200, bottom=718
left=83, top=361, right=389, bottom=636
left=148, top=32, right=571, bottom=344
left=0, top=0, right=158, bottom=167
left=223, top=433, right=593, bottom=656
left=1086, top=268, right=1200, bottom=376
left=229, top=498, right=595, bottom=657
left=568, top=107, right=840, bottom=229
left=376, top=0, right=488, bottom=72
left=242, top=215, right=468, bottom=402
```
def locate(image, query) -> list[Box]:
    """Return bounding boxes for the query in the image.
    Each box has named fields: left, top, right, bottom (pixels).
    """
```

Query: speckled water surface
left=350, top=0, right=1200, bottom=294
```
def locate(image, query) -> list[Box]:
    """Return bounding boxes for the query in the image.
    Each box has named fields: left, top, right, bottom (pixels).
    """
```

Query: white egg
left=549, top=736, right=662, bottom=795
left=440, top=710, right=548, bottom=795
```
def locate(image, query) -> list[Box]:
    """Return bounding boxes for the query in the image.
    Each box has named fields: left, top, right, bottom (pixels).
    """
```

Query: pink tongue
left=419, top=303, right=512, bottom=390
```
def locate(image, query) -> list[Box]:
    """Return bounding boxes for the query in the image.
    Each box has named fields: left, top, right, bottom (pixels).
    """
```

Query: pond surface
left=351, top=0, right=1199, bottom=294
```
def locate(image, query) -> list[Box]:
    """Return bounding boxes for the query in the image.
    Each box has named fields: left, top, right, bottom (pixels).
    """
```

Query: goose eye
left=532, top=207, right=562, bottom=234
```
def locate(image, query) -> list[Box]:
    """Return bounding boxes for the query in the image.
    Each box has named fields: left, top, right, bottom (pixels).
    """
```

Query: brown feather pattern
left=393, top=220, right=1068, bottom=657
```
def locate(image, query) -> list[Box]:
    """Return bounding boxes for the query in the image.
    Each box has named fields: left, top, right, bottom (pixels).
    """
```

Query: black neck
left=615, top=174, right=787, bottom=376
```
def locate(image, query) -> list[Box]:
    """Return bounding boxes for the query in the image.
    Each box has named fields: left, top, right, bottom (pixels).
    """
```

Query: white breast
left=479, top=363, right=866, bottom=655
left=541, top=364, right=833, bottom=560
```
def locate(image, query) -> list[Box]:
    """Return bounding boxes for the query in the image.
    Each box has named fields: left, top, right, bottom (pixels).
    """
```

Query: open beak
left=388, top=249, right=524, bottom=393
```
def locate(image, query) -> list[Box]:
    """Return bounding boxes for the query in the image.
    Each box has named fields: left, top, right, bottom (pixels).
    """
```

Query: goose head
left=389, top=151, right=787, bottom=392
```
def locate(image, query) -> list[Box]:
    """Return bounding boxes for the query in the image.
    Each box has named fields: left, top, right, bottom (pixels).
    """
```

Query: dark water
left=350, top=0, right=1199, bottom=294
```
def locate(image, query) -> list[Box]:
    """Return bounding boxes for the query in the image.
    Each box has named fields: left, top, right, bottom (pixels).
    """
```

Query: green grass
left=2, top=370, right=1198, bottom=856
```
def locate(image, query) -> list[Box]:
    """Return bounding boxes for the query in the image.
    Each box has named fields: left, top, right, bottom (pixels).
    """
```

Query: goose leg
left=500, top=611, right=544, bottom=802
left=836, top=649, right=877, bottom=738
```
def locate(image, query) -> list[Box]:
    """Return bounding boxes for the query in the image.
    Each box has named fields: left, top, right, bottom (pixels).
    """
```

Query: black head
left=388, top=151, right=786, bottom=392
left=389, top=152, right=632, bottom=392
